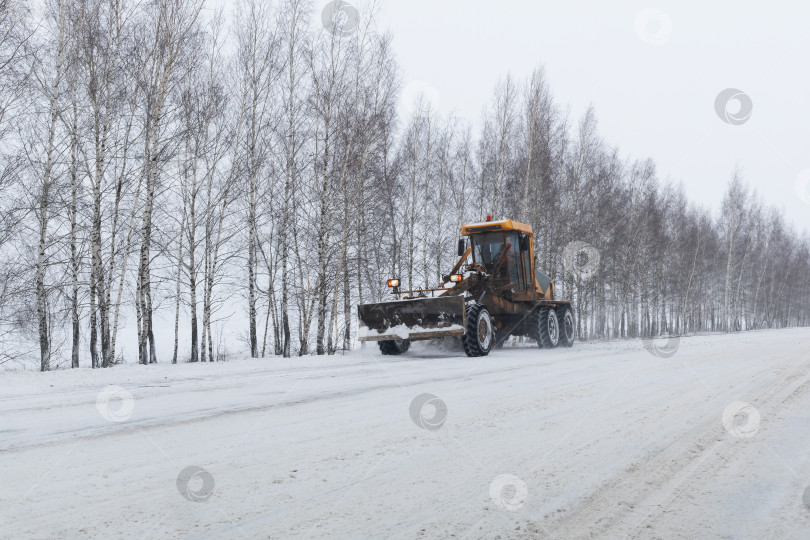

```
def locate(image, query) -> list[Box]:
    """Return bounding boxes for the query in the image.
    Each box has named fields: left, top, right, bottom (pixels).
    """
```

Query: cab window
left=471, top=232, right=506, bottom=278
left=471, top=231, right=524, bottom=289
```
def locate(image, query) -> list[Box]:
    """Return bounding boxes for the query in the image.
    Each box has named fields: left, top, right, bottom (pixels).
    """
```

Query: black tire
left=531, top=306, right=560, bottom=348
left=557, top=306, right=575, bottom=347
left=461, top=303, right=493, bottom=357
left=378, top=339, right=410, bottom=355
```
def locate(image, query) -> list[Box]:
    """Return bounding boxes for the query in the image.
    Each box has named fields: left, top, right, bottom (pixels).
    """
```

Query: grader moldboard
left=357, top=217, right=575, bottom=356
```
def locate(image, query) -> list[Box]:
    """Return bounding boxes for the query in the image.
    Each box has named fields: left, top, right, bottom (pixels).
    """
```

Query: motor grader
left=357, top=217, right=575, bottom=356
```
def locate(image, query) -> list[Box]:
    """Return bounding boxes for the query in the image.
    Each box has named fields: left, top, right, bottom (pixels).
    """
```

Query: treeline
left=390, top=73, right=810, bottom=342
left=0, top=0, right=807, bottom=370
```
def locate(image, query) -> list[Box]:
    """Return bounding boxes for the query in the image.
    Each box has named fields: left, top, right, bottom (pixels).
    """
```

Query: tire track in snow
left=526, top=348, right=810, bottom=539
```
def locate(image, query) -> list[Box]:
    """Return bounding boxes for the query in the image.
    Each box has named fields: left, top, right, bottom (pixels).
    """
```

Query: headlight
left=449, top=274, right=463, bottom=283
left=387, top=279, right=400, bottom=287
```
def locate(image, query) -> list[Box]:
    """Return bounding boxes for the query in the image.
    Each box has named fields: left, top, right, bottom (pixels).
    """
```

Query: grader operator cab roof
left=461, top=219, right=533, bottom=236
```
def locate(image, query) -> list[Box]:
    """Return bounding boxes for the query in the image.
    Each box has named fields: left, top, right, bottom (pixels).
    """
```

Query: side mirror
left=457, top=238, right=465, bottom=257
left=519, top=234, right=530, bottom=252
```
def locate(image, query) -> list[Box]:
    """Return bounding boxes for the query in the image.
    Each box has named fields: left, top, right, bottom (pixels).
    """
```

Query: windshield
left=471, top=231, right=524, bottom=287
left=471, top=232, right=506, bottom=268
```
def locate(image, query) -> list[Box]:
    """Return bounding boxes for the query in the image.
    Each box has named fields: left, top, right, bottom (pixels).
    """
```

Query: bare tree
left=275, top=0, right=310, bottom=357
left=25, top=0, right=70, bottom=371
left=235, top=0, right=281, bottom=358
left=132, top=0, right=204, bottom=364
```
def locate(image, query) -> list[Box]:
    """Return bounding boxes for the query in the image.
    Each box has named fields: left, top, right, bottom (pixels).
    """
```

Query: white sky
left=370, top=0, right=810, bottom=233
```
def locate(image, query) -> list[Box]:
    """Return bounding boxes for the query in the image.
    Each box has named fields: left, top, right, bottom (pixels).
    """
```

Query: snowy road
left=2, top=329, right=810, bottom=539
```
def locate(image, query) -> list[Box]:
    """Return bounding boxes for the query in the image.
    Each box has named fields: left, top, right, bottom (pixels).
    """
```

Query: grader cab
left=357, top=217, right=575, bottom=356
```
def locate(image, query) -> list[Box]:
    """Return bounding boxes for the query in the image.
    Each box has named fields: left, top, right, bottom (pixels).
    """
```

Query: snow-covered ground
left=2, top=329, right=810, bottom=539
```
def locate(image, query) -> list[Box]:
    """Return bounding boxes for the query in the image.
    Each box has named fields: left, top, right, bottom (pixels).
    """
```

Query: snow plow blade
left=357, top=296, right=466, bottom=342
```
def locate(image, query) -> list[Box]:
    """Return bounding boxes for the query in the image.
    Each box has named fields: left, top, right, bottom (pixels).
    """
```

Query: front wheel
left=378, top=339, right=410, bottom=355
left=461, top=303, right=493, bottom=357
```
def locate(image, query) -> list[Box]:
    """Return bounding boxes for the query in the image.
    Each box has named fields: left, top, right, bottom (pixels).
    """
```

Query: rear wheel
left=462, top=303, right=493, bottom=357
left=378, top=339, right=410, bottom=355
left=531, top=306, right=559, bottom=348
left=557, top=307, right=575, bottom=347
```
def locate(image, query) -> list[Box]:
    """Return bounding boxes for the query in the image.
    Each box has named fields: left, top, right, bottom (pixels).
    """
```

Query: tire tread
left=461, top=303, right=491, bottom=357
left=378, top=339, right=410, bottom=355
left=530, top=306, right=554, bottom=348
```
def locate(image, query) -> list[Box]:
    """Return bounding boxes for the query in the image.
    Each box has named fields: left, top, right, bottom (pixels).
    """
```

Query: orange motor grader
left=357, top=217, right=575, bottom=356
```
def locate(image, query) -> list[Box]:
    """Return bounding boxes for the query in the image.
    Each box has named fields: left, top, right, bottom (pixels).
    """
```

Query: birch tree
left=26, top=0, right=69, bottom=371
left=276, top=0, right=311, bottom=357
left=133, top=0, right=204, bottom=364
left=235, top=0, right=281, bottom=358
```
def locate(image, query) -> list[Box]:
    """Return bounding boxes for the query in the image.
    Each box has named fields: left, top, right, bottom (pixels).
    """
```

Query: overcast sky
left=363, top=0, right=810, bottom=232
